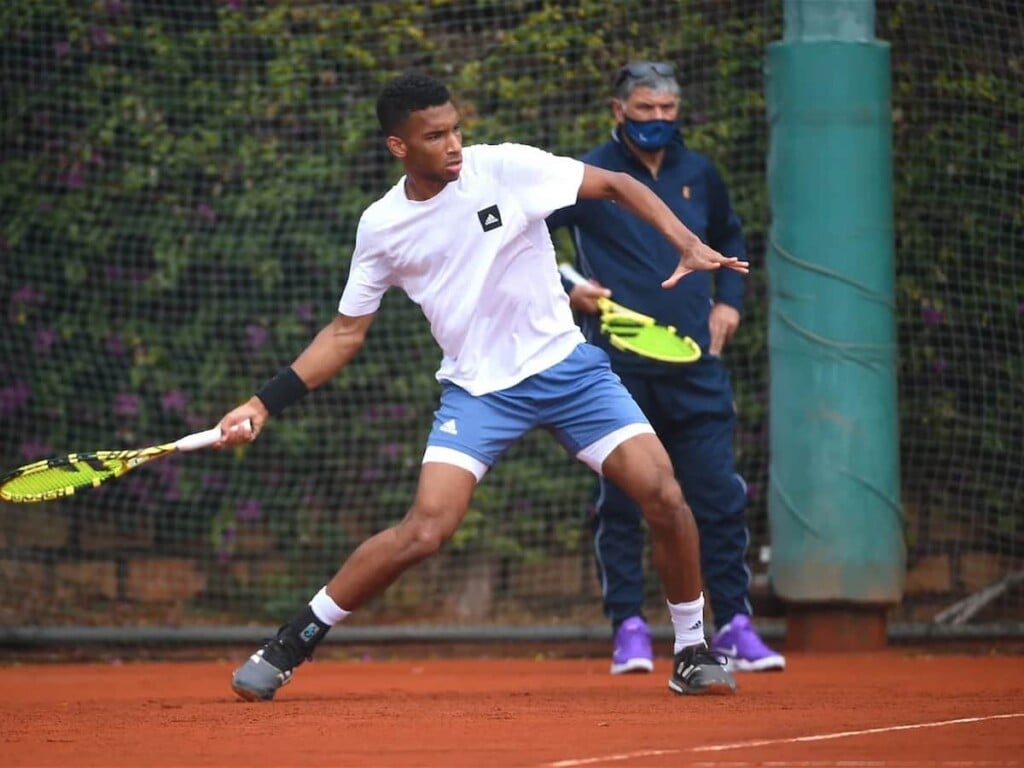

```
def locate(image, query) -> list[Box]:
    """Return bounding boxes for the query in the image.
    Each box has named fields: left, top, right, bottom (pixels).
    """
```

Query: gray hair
left=614, top=61, right=681, bottom=102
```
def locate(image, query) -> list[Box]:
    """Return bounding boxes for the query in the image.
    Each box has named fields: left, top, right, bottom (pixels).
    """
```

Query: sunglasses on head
left=615, top=61, right=676, bottom=87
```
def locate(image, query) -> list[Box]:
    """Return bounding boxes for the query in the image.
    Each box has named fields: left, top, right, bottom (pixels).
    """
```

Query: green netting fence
left=0, top=0, right=1020, bottom=642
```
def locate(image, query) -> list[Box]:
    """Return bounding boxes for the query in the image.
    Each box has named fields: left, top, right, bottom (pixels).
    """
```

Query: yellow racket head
left=0, top=447, right=170, bottom=503
left=606, top=324, right=702, bottom=364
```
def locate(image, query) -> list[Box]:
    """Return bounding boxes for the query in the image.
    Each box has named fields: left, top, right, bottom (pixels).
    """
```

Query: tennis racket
left=0, top=420, right=251, bottom=504
left=559, top=264, right=702, bottom=364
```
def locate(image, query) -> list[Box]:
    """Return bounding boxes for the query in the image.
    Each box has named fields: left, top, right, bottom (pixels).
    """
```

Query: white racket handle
left=174, top=418, right=252, bottom=452
left=558, top=263, right=588, bottom=287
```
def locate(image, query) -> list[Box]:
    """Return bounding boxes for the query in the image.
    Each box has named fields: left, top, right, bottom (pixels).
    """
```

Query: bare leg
left=231, top=461, right=478, bottom=701
left=600, top=432, right=703, bottom=604
left=326, top=461, right=477, bottom=610
left=599, top=433, right=736, bottom=694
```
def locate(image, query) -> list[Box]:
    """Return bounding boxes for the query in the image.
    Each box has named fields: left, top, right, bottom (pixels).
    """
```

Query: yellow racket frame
left=560, top=264, right=702, bottom=364
left=0, top=422, right=244, bottom=504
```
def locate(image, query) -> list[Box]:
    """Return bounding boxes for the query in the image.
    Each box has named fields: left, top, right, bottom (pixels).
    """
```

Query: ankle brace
left=286, top=605, right=331, bottom=653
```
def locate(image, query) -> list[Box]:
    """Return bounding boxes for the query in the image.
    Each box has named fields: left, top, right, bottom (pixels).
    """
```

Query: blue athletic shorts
left=423, top=343, right=653, bottom=480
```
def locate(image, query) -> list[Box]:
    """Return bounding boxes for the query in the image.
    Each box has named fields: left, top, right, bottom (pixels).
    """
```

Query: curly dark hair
left=376, top=73, right=452, bottom=136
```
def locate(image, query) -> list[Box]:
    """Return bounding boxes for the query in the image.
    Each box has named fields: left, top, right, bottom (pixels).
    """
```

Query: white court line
left=691, top=712, right=1024, bottom=753
left=546, top=750, right=680, bottom=767
left=539, top=712, right=1024, bottom=767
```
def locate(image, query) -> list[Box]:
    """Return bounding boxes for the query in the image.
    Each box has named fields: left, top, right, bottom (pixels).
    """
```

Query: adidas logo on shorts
left=439, top=419, right=459, bottom=435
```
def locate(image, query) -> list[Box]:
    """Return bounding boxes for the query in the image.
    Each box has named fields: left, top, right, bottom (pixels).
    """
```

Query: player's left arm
left=577, top=164, right=748, bottom=287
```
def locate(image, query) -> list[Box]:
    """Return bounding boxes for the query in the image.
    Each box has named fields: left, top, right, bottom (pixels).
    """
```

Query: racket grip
left=175, top=418, right=253, bottom=452
left=558, top=263, right=587, bottom=287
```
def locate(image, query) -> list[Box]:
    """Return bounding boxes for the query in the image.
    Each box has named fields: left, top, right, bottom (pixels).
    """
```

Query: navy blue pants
left=592, top=357, right=751, bottom=631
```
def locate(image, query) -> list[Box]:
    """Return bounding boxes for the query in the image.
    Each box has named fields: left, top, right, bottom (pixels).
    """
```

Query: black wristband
left=255, top=366, right=309, bottom=417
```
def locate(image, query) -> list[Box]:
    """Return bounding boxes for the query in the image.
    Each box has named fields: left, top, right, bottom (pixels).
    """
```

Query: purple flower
left=59, top=169, right=85, bottom=189
left=53, top=40, right=71, bottom=58
left=185, top=413, right=207, bottom=430
left=263, top=470, right=287, bottom=487
left=34, top=327, right=57, bottom=355
left=104, top=0, right=128, bottom=15
left=154, top=462, right=181, bottom=501
left=103, top=266, right=147, bottom=284
left=295, top=302, right=315, bottom=322
left=11, top=287, right=36, bottom=304
left=160, top=389, right=187, bottom=413
left=224, top=0, right=243, bottom=10
left=360, top=467, right=382, bottom=482
left=90, top=27, right=115, bottom=49
left=105, top=334, right=127, bottom=357
left=113, top=391, right=140, bottom=418
left=11, top=285, right=45, bottom=309
left=0, top=381, right=31, bottom=415
left=202, top=472, right=227, bottom=492
left=236, top=499, right=262, bottom=523
left=932, top=357, right=948, bottom=375
left=245, top=323, right=269, bottom=352
left=195, top=202, right=217, bottom=224
left=1018, top=301, right=1024, bottom=318
left=20, top=439, right=51, bottom=461
left=921, top=305, right=945, bottom=326
left=746, top=482, right=763, bottom=501
left=380, top=442, right=401, bottom=458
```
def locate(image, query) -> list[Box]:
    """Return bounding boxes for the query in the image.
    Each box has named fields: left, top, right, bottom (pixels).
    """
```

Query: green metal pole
left=766, top=0, right=904, bottom=643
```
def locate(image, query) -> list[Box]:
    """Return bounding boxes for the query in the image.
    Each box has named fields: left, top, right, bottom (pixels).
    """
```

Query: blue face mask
left=623, top=118, right=676, bottom=150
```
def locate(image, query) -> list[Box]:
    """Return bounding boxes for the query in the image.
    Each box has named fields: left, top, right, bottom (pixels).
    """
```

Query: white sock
left=309, top=586, right=351, bottom=626
left=668, top=593, right=706, bottom=654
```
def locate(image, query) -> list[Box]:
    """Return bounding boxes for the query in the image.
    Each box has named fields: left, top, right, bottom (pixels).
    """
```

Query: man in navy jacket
left=548, top=61, right=784, bottom=674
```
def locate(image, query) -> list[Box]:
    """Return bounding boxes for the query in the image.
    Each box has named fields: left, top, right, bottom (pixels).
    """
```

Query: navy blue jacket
left=548, top=128, right=746, bottom=374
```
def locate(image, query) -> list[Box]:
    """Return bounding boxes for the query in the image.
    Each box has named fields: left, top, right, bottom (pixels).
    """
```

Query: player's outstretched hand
left=215, top=398, right=268, bottom=447
left=662, top=238, right=749, bottom=288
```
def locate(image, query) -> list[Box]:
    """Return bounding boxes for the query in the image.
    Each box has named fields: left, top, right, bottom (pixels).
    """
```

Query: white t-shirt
left=338, top=143, right=587, bottom=395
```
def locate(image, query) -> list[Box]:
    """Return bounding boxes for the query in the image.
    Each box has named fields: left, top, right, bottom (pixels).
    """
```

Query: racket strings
left=1, top=457, right=122, bottom=500
left=606, top=325, right=702, bottom=363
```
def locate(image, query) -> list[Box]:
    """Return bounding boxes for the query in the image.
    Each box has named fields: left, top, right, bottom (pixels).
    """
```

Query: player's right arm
left=216, top=312, right=376, bottom=446
left=292, top=312, right=375, bottom=390
left=218, top=208, right=391, bottom=446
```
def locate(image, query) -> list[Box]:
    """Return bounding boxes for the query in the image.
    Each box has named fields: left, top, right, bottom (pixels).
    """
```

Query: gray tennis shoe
left=668, top=641, right=737, bottom=695
left=232, top=615, right=329, bottom=701
left=231, top=643, right=295, bottom=701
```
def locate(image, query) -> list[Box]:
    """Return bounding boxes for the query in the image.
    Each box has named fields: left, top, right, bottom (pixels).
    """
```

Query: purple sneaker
left=610, top=616, right=654, bottom=675
left=710, top=614, right=785, bottom=672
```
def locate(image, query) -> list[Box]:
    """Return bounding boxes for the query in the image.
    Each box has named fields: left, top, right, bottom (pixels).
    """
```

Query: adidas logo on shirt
left=439, top=419, right=459, bottom=435
left=477, top=204, right=502, bottom=232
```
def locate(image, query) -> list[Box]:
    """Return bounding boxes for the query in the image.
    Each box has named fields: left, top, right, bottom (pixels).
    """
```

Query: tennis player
left=216, top=72, right=747, bottom=701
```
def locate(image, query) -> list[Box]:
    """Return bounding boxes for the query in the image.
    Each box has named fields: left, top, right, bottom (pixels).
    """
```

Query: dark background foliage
left=0, top=0, right=1020, bottom=624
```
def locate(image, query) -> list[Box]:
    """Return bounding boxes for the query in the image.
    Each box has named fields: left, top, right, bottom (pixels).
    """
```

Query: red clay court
left=2, top=647, right=1022, bottom=767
